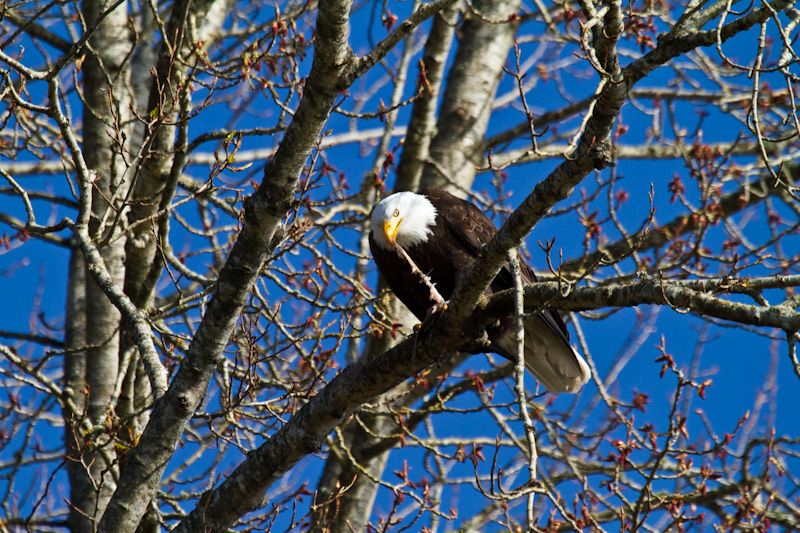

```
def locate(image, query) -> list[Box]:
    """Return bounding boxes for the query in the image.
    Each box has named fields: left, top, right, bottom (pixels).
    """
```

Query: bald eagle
left=369, top=187, right=590, bottom=394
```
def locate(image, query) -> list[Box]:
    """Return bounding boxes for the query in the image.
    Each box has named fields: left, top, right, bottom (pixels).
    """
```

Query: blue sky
left=1, top=1, right=799, bottom=530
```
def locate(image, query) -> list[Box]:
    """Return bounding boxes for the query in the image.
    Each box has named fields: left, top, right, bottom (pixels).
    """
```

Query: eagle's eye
left=393, top=209, right=399, bottom=218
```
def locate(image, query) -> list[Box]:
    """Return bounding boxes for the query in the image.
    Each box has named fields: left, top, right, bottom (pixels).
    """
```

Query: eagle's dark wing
left=420, top=187, right=537, bottom=289
left=421, top=188, right=497, bottom=252
left=421, top=186, right=576, bottom=360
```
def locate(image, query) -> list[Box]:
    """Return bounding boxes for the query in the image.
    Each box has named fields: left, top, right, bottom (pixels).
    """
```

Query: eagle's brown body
left=369, top=187, right=590, bottom=394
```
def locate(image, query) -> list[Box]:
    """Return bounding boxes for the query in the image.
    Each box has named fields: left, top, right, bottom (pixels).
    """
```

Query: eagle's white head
left=371, top=191, right=437, bottom=250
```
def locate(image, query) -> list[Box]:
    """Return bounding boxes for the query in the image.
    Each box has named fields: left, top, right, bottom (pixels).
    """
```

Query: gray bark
left=68, top=0, right=134, bottom=530
left=64, top=247, right=90, bottom=533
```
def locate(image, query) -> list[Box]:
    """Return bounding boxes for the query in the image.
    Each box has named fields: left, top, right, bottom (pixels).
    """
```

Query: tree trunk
left=66, top=1, right=133, bottom=530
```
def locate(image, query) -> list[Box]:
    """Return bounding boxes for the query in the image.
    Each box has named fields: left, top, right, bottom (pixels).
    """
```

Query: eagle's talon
left=419, top=300, right=447, bottom=332
left=412, top=301, right=447, bottom=358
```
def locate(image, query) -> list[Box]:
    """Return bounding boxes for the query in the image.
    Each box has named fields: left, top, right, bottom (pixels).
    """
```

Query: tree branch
left=478, top=276, right=800, bottom=331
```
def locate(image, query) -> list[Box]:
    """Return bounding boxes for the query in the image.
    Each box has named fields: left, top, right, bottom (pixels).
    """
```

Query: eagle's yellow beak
left=383, top=218, right=402, bottom=246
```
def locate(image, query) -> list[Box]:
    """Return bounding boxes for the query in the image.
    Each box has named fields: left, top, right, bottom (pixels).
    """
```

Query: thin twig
left=508, top=250, right=539, bottom=528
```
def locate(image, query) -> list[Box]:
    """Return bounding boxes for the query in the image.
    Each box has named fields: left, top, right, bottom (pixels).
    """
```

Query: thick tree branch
left=171, top=292, right=475, bottom=532
left=478, top=276, right=800, bottom=331
left=446, top=0, right=626, bottom=321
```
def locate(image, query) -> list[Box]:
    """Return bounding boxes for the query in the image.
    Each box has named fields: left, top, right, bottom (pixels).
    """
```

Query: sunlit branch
left=508, top=251, right=539, bottom=527
left=478, top=276, right=800, bottom=332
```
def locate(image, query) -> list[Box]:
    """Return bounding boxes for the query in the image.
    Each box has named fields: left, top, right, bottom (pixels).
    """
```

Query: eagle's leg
left=394, top=241, right=449, bottom=356
left=393, top=243, right=446, bottom=307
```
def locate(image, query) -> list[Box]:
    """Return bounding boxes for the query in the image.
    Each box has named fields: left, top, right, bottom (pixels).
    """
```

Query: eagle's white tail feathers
left=497, top=317, right=591, bottom=394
